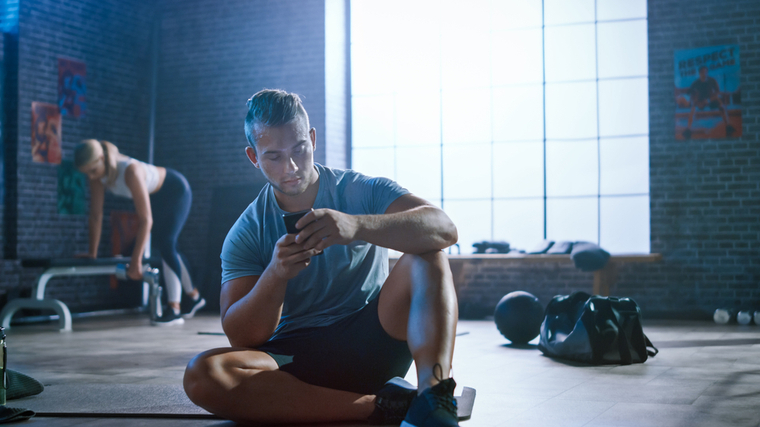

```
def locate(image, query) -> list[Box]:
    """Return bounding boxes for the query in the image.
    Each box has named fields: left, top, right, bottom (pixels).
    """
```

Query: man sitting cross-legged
left=183, top=89, right=461, bottom=427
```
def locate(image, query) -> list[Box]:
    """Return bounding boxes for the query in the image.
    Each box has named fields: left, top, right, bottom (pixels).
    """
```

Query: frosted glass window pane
left=597, top=0, right=647, bottom=21
left=352, top=147, right=394, bottom=180
left=544, top=0, right=595, bottom=25
left=444, top=199, right=492, bottom=254
left=395, top=91, right=441, bottom=147
left=442, top=89, right=492, bottom=145
left=493, top=141, right=544, bottom=198
left=545, top=82, right=598, bottom=140
left=489, top=0, right=543, bottom=30
left=545, top=24, right=596, bottom=82
left=441, top=30, right=491, bottom=90
left=442, top=144, right=491, bottom=199
left=600, top=136, right=649, bottom=196
left=546, top=139, right=598, bottom=197
left=492, top=85, right=544, bottom=142
left=492, top=28, right=543, bottom=85
left=600, top=195, right=650, bottom=254
left=546, top=197, right=598, bottom=243
left=396, top=146, right=441, bottom=201
left=352, top=95, right=395, bottom=148
left=441, top=0, right=490, bottom=34
left=598, top=21, right=648, bottom=79
left=493, top=198, right=545, bottom=251
left=598, top=78, right=649, bottom=137
left=350, top=0, right=404, bottom=47
left=392, top=3, right=441, bottom=91
left=351, top=41, right=397, bottom=95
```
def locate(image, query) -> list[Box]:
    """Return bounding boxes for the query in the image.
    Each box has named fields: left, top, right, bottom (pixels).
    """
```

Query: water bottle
left=713, top=308, right=736, bottom=324
left=737, top=310, right=753, bottom=325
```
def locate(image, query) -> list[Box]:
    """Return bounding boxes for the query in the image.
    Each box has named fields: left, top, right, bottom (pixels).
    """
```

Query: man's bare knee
left=183, top=349, right=222, bottom=407
left=396, top=251, right=451, bottom=281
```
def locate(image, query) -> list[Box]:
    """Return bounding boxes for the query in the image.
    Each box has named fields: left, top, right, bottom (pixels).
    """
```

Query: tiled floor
left=4, top=313, right=760, bottom=426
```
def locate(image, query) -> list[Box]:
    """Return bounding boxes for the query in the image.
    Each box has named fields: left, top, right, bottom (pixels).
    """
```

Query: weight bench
left=0, top=257, right=162, bottom=332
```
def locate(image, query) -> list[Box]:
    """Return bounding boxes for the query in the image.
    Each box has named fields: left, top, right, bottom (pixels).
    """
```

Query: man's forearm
left=354, top=205, right=457, bottom=254
left=222, top=269, right=288, bottom=348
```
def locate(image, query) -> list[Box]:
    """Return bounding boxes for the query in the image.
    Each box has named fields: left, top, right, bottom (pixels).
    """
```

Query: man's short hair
left=244, top=89, right=309, bottom=149
left=699, top=65, right=708, bottom=72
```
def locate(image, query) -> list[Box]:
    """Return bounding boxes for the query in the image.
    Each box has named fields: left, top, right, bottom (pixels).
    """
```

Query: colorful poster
left=57, top=160, right=86, bottom=215
left=31, top=102, right=62, bottom=164
left=674, top=45, right=741, bottom=140
left=58, top=58, right=86, bottom=118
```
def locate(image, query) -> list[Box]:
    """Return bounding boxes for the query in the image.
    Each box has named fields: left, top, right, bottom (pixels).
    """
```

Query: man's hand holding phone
left=282, top=209, right=323, bottom=256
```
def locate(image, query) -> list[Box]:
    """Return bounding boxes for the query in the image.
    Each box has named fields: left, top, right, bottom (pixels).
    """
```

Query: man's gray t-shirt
left=221, top=163, right=409, bottom=339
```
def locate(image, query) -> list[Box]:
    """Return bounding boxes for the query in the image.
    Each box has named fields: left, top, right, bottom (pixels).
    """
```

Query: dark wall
left=155, top=0, right=348, bottom=303
left=0, top=0, right=155, bottom=312
left=458, top=0, right=760, bottom=319
left=644, top=0, right=759, bottom=316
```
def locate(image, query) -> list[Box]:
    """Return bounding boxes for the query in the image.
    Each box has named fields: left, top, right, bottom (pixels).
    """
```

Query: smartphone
left=283, top=209, right=312, bottom=234
left=282, top=209, right=323, bottom=256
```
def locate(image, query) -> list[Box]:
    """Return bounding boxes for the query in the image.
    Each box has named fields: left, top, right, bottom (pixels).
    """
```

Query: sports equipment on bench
left=0, top=257, right=162, bottom=332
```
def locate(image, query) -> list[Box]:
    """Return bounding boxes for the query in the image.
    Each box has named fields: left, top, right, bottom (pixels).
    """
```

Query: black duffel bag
left=538, top=291, right=658, bottom=365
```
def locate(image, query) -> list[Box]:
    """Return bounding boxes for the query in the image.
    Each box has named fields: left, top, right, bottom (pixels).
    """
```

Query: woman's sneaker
left=151, top=309, right=185, bottom=326
left=400, top=378, right=459, bottom=427
left=180, top=295, right=206, bottom=319
left=368, top=377, right=417, bottom=425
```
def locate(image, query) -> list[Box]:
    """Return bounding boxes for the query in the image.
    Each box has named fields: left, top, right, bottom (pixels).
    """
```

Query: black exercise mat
left=12, top=383, right=217, bottom=418
left=456, top=387, right=476, bottom=421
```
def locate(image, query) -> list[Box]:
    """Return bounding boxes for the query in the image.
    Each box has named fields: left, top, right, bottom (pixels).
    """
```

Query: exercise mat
left=12, top=383, right=218, bottom=419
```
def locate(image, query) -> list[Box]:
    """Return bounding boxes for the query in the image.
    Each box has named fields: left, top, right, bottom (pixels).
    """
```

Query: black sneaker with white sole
left=151, top=309, right=185, bottom=326
left=401, top=364, right=458, bottom=427
left=368, top=377, right=417, bottom=425
left=180, top=295, right=206, bottom=319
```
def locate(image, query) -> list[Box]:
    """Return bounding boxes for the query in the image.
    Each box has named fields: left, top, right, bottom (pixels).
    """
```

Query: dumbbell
left=115, top=264, right=159, bottom=285
left=737, top=310, right=753, bottom=325
left=713, top=308, right=736, bottom=324
left=115, top=264, right=162, bottom=320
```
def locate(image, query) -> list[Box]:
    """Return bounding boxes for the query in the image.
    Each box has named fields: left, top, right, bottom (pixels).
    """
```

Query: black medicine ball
left=494, top=291, right=544, bottom=344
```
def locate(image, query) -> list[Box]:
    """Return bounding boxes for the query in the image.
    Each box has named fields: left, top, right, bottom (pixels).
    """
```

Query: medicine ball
left=494, top=291, right=544, bottom=344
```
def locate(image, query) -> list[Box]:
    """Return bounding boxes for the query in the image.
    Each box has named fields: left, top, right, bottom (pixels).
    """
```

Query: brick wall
left=0, top=0, right=155, bottom=312
left=155, top=0, right=349, bottom=303
left=1, top=0, right=755, bottom=320
left=456, top=0, right=760, bottom=320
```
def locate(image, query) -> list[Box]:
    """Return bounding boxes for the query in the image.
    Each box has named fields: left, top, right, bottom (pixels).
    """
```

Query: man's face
left=699, top=68, right=708, bottom=80
left=250, top=118, right=317, bottom=197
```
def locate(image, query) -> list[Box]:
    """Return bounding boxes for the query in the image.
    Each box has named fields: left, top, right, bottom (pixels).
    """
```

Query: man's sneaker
left=401, top=378, right=458, bottom=427
left=151, top=309, right=185, bottom=326
left=180, top=295, right=206, bottom=319
left=368, top=377, right=417, bottom=425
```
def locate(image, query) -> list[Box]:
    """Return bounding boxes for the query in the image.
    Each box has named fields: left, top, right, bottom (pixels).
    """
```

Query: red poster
left=31, top=102, right=62, bottom=164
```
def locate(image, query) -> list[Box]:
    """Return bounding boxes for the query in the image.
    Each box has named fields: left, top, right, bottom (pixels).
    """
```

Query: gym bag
left=538, top=291, right=658, bottom=365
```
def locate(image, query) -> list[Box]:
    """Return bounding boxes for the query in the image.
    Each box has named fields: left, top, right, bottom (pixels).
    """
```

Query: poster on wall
left=57, top=160, right=86, bottom=215
left=31, top=102, right=62, bottom=164
left=58, top=58, right=86, bottom=118
left=674, top=45, right=741, bottom=140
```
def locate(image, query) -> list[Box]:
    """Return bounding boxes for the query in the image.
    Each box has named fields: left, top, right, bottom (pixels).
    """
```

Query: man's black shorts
left=256, top=296, right=413, bottom=395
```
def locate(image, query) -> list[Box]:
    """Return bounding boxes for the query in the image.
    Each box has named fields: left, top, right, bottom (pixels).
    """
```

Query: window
left=351, top=0, right=649, bottom=254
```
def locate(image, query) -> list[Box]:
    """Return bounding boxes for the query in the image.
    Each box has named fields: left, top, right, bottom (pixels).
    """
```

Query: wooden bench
left=391, top=253, right=662, bottom=296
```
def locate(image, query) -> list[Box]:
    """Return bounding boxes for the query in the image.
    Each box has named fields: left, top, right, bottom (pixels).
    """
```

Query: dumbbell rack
left=0, top=257, right=161, bottom=332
